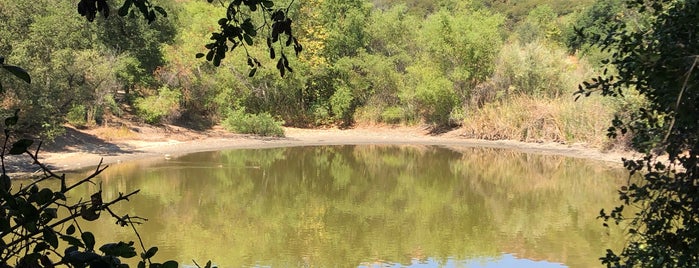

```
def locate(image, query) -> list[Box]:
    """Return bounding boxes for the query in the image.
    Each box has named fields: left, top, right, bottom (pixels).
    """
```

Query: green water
left=60, top=145, right=626, bottom=267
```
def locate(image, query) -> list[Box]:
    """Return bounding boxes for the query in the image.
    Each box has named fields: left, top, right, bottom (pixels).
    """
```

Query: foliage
left=134, top=86, right=181, bottom=124
left=222, top=108, right=285, bottom=137
left=0, top=113, right=179, bottom=268
left=493, top=41, right=580, bottom=99
left=196, top=0, right=302, bottom=77
left=577, top=0, right=699, bottom=266
left=515, top=5, right=562, bottom=44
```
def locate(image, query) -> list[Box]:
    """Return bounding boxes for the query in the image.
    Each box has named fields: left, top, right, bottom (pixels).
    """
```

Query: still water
left=61, top=145, right=626, bottom=267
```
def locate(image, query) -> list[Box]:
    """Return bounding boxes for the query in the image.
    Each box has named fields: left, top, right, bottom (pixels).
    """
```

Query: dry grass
left=461, top=95, right=615, bottom=146
left=88, top=125, right=138, bottom=141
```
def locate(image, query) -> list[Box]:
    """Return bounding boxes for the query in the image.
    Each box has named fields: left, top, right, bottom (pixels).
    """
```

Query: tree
left=0, top=0, right=301, bottom=266
left=578, top=0, right=699, bottom=266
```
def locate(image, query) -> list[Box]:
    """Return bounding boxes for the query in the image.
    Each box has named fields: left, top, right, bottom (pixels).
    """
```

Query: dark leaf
left=4, top=109, right=19, bottom=127
left=100, top=242, right=137, bottom=258
left=154, top=6, right=167, bottom=17
left=248, top=68, right=257, bottom=77
left=81, top=206, right=100, bottom=221
left=2, top=65, right=31, bottom=84
left=195, top=53, right=205, bottom=59
left=61, top=235, right=85, bottom=248
left=37, top=188, right=54, bottom=205
left=33, top=242, right=50, bottom=253
left=143, top=246, right=158, bottom=259
left=43, top=228, right=59, bottom=249
left=162, top=261, right=178, bottom=268
left=0, top=174, right=11, bottom=193
left=82, top=232, right=96, bottom=251
left=243, top=34, right=253, bottom=46
left=9, top=139, right=33, bottom=155
left=67, top=224, right=76, bottom=235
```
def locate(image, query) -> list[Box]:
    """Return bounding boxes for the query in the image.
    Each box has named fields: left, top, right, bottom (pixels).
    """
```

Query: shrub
left=222, top=108, right=284, bottom=137
left=492, top=41, right=584, bottom=99
left=134, top=86, right=181, bottom=124
left=380, top=106, right=404, bottom=124
left=329, top=85, right=355, bottom=125
left=66, top=105, right=88, bottom=127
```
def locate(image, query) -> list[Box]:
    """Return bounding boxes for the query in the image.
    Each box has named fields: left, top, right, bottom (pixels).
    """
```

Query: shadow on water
left=57, top=145, right=627, bottom=268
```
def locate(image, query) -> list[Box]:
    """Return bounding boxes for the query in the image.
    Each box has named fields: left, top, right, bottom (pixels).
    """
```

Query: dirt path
left=10, top=124, right=634, bottom=176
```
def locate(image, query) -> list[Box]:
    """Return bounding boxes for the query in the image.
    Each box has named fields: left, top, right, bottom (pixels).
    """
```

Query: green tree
left=579, top=0, right=699, bottom=266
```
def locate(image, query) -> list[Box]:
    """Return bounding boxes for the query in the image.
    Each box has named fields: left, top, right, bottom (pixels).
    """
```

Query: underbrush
left=222, top=108, right=285, bottom=137
left=461, top=95, right=617, bottom=147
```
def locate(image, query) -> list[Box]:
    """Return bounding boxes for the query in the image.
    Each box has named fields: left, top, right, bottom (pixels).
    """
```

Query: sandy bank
left=7, top=125, right=634, bottom=176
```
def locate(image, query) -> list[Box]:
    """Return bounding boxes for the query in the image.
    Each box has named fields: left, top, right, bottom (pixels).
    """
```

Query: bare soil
left=7, top=123, right=636, bottom=177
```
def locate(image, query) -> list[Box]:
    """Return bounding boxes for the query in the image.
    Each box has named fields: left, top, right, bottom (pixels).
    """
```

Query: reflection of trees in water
left=61, top=145, right=625, bottom=267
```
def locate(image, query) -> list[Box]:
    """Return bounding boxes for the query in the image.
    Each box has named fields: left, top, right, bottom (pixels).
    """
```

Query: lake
left=59, top=145, right=626, bottom=267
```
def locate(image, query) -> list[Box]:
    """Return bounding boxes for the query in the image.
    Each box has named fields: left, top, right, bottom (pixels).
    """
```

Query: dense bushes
left=1, top=0, right=633, bottom=143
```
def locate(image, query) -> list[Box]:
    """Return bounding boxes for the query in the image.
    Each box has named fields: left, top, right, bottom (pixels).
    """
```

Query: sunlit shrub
left=134, top=86, right=181, bottom=124
left=492, top=41, right=583, bottom=99
left=66, top=105, right=88, bottom=127
left=330, top=85, right=355, bottom=125
left=223, top=108, right=284, bottom=137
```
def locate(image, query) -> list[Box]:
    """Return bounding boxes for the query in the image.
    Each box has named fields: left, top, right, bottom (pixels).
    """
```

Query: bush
left=329, top=85, right=355, bottom=125
left=222, top=108, right=285, bottom=137
left=66, top=105, right=88, bottom=127
left=134, top=86, right=181, bottom=124
left=380, top=106, right=404, bottom=124
left=492, top=41, right=584, bottom=99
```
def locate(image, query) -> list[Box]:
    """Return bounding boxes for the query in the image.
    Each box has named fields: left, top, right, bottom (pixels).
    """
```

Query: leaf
left=81, top=206, right=100, bottom=221
left=243, top=34, right=253, bottom=46
left=143, top=246, right=158, bottom=259
left=61, top=235, right=84, bottom=248
left=0, top=174, right=10, bottom=193
left=154, top=6, right=167, bottom=17
left=43, top=228, right=59, bottom=249
left=9, top=139, right=33, bottom=155
left=100, top=242, right=137, bottom=258
left=162, top=261, right=178, bottom=268
left=66, top=224, right=76, bottom=235
left=248, top=68, right=257, bottom=77
left=5, top=109, right=19, bottom=127
left=33, top=242, right=50, bottom=253
left=118, top=0, right=132, bottom=16
left=195, top=53, right=205, bottom=59
left=82, top=232, right=95, bottom=251
left=36, top=188, right=54, bottom=205
left=3, top=65, right=31, bottom=84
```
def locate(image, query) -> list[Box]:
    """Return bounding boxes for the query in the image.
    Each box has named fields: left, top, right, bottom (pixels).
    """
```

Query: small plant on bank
left=222, top=108, right=285, bottom=137
left=134, top=86, right=181, bottom=125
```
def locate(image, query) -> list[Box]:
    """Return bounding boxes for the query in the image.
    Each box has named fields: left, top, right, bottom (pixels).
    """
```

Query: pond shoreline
left=9, top=124, right=635, bottom=177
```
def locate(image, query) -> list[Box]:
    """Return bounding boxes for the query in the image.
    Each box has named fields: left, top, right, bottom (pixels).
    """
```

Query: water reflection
left=58, top=145, right=625, bottom=267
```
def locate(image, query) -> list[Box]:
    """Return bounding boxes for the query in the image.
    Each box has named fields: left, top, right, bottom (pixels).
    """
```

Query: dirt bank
left=7, top=124, right=634, bottom=176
